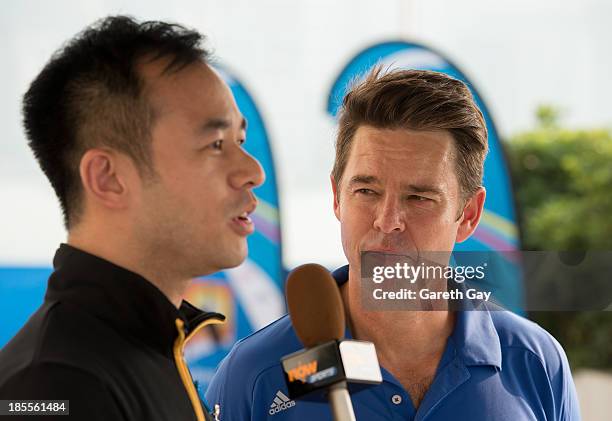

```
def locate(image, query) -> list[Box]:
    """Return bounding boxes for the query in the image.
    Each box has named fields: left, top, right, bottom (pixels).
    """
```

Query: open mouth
left=236, top=212, right=252, bottom=224
left=230, top=206, right=256, bottom=236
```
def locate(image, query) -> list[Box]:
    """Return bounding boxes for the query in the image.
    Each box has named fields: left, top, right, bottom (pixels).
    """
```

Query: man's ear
left=331, top=174, right=341, bottom=221
left=79, top=148, right=130, bottom=211
left=455, top=187, right=486, bottom=243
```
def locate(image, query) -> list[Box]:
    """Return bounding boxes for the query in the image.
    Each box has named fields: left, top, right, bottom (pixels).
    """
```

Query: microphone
left=282, top=264, right=382, bottom=421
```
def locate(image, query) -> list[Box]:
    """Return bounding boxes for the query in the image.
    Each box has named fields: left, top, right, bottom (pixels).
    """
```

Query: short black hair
left=23, top=15, right=210, bottom=228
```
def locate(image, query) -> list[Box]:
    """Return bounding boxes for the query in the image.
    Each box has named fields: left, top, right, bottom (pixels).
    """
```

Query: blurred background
left=1, top=1, right=610, bottom=419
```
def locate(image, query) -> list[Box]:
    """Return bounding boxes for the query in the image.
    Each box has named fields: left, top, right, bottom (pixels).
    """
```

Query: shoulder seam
left=502, top=345, right=547, bottom=368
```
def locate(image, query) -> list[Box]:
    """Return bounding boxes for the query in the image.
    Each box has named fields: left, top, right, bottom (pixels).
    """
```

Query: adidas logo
left=268, top=390, right=296, bottom=415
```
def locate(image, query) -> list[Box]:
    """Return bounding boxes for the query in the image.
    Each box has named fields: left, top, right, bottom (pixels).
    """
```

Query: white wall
left=574, top=369, right=612, bottom=421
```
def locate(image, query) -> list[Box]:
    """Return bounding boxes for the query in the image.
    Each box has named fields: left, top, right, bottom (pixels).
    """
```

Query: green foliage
left=529, top=312, right=612, bottom=369
left=505, top=105, right=612, bottom=370
left=535, top=104, right=562, bottom=129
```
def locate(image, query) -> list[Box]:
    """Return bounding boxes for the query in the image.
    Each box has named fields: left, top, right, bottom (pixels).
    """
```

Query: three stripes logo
left=268, top=390, right=296, bottom=415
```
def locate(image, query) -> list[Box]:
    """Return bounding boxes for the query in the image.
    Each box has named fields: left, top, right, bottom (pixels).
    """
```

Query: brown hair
left=332, top=67, right=488, bottom=199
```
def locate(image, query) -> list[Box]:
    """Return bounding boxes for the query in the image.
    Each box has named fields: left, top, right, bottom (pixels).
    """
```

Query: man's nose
left=230, top=148, right=266, bottom=190
left=373, top=196, right=406, bottom=234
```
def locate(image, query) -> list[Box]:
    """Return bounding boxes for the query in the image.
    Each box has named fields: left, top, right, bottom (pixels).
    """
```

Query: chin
left=229, top=255, right=248, bottom=269
left=222, top=247, right=248, bottom=270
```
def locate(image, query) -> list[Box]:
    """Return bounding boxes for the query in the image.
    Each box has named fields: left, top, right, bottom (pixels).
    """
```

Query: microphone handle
left=328, top=381, right=357, bottom=421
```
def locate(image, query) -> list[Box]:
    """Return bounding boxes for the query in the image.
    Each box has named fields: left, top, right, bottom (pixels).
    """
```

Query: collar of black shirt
left=45, top=243, right=225, bottom=357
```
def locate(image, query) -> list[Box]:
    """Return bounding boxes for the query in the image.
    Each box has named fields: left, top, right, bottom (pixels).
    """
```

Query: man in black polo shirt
left=0, top=16, right=264, bottom=420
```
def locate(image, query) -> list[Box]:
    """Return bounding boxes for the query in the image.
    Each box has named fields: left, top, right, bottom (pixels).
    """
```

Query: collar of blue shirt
left=331, top=264, right=502, bottom=370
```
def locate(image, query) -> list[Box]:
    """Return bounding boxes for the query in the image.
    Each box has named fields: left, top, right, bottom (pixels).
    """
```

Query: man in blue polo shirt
left=206, top=68, right=580, bottom=420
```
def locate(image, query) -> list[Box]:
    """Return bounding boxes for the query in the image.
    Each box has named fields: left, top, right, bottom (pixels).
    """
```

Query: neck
left=67, top=224, right=188, bottom=308
left=341, top=266, right=455, bottom=367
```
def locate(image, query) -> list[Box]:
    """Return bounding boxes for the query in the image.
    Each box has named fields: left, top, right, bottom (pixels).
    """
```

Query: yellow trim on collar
left=174, top=317, right=225, bottom=421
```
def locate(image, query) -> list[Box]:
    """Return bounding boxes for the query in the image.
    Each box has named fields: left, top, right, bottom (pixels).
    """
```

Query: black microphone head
left=285, top=263, right=346, bottom=348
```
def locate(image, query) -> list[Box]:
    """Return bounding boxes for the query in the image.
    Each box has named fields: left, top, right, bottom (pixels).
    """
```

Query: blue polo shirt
left=206, top=266, right=580, bottom=420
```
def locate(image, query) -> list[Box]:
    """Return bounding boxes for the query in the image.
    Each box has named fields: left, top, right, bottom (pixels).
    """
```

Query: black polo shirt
left=0, top=244, right=225, bottom=420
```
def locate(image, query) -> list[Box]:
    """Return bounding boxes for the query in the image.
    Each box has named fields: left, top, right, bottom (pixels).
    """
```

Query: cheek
left=149, top=178, right=226, bottom=225
left=411, top=214, right=459, bottom=249
left=340, top=202, right=370, bottom=231
left=408, top=200, right=457, bottom=224
left=171, top=163, right=228, bottom=201
left=339, top=206, right=372, bottom=252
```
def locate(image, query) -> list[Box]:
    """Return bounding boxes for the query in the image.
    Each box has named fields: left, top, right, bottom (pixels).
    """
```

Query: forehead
left=140, top=59, right=240, bottom=124
left=344, top=126, right=457, bottom=187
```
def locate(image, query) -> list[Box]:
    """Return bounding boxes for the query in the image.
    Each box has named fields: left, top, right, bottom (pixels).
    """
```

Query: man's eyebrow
left=403, top=183, right=444, bottom=195
left=348, top=175, right=380, bottom=186
left=348, top=175, right=443, bottom=194
left=199, top=117, right=248, bottom=133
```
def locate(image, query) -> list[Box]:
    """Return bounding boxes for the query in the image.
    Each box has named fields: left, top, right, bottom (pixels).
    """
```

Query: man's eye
left=355, top=188, right=376, bottom=195
left=407, top=195, right=430, bottom=202
left=211, top=140, right=223, bottom=150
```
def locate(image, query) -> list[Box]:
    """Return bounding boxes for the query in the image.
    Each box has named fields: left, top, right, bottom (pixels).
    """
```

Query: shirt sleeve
left=540, top=335, right=582, bottom=421
left=0, top=362, right=126, bottom=421
left=552, top=343, right=581, bottom=421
